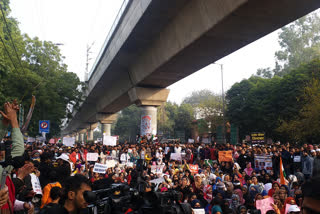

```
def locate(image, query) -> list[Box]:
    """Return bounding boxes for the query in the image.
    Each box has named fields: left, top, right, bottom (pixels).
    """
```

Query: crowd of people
left=0, top=100, right=320, bottom=214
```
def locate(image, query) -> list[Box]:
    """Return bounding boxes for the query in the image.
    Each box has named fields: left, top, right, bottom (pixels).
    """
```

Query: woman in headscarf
left=268, top=181, right=280, bottom=197
left=212, top=177, right=223, bottom=191
left=244, top=162, right=254, bottom=176
left=190, top=199, right=202, bottom=208
left=230, top=194, right=241, bottom=212
left=192, top=174, right=203, bottom=195
left=249, top=185, right=259, bottom=202
left=234, top=189, right=245, bottom=205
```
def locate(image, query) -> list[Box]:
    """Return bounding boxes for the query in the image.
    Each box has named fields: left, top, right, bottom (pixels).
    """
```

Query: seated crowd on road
left=0, top=100, right=320, bottom=214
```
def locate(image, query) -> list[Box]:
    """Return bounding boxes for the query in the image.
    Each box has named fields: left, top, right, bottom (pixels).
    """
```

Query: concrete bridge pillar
left=75, top=133, right=79, bottom=142
left=128, top=87, right=170, bottom=136
left=80, top=133, right=84, bottom=143
left=96, top=113, right=118, bottom=137
left=88, top=129, right=94, bottom=141
left=102, top=123, right=112, bottom=136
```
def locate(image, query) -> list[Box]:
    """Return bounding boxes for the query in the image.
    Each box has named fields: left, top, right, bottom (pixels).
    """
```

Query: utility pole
left=85, top=42, right=94, bottom=82
left=213, top=63, right=226, bottom=144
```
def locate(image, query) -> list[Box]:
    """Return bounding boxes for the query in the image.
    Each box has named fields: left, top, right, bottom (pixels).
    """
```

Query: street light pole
left=213, top=63, right=226, bottom=144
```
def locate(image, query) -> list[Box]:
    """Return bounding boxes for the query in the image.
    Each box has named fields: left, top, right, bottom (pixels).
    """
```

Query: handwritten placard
left=86, top=153, right=99, bottom=162
left=93, top=163, right=108, bottom=174
left=256, top=197, right=274, bottom=214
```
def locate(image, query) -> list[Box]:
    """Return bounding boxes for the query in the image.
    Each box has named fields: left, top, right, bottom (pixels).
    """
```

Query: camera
left=84, top=184, right=192, bottom=214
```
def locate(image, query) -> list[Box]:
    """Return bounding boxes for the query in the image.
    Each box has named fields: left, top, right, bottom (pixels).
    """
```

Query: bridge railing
left=88, top=0, right=132, bottom=80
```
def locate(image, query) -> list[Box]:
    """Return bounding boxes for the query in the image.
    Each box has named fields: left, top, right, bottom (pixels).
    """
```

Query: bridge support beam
left=97, top=113, right=118, bottom=137
left=128, top=87, right=169, bottom=136
left=75, top=133, right=79, bottom=142
left=102, top=124, right=112, bottom=136
left=80, top=133, right=84, bottom=143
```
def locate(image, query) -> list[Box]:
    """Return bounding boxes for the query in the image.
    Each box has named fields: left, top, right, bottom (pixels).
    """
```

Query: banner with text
left=254, top=154, right=273, bottom=173
left=93, top=163, right=108, bottom=174
left=218, top=151, right=233, bottom=162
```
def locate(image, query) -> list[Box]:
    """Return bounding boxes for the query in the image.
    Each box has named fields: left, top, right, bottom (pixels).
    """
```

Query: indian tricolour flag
left=280, top=156, right=286, bottom=185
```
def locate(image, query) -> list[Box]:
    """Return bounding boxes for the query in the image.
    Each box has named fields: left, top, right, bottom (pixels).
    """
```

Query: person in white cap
left=287, top=204, right=300, bottom=214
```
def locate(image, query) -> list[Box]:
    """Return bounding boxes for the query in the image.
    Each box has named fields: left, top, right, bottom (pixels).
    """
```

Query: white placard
left=294, top=156, right=301, bottom=162
left=151, top=165, right=165, bottom=173
left=103, top=135, right=117, bottom=146
left=150, top=177, right=164, bottom=184
left=188, top=139, right=194, bottom=143
left=87, top=153, right=99, bottom=161
left=105, top=160, right=118, bottom=168
left=30, top=173, right=42, bottom=195
left=126, top=162, right=133, bottom=167
left=63, top=137, right=75, bottom=147
left=192, top=209, right=205, bottom=214
left=27, top=137, right=35, bottom=143
left=170, top=153, right=182, bottom=161
left=93, top=163, right=108, bottom=174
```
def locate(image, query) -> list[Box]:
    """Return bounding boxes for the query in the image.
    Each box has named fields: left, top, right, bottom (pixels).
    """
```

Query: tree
left=183, top=89, right=223, bottom=133
left=227, top=58, right=320, bottom=141
left=277, top=78, right=320, bottom=143
left=174, top=103, right=194, bottom=140
left=0, top=1, right=85, bottom=137
left=157, top=102, right=177, bottom=137
left=113, top=105, right=141, bottom=142
left=257, top=11, right=320, bottom=78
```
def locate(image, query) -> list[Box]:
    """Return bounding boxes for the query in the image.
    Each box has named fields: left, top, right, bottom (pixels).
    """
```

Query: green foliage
left=257, top=11, right=320, bottom=78
left=227, top=59, right=320, bottom=142
left=277, top=78, right=320, bottom=143
left=183, top=89, right=223, bottom=134
left=113, top=105, right=141, bottom=142
left=0, top=1, right=85, bottom=137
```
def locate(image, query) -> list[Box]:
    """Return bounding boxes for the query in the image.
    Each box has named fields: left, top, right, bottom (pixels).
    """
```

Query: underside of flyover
left=63, top=0, right=320, bottom=135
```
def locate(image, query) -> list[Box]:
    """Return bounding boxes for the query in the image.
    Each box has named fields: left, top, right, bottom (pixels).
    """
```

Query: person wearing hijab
left=244, top=162, right=254, bottom=176
left=234, top=189, right=245, bottom=205
left=268, top=181, right=281, bottom=197
left=190, top=199, right=202, bottom=208
left=212, top=205, right=223, bottom=214
left=230, top=194, right=241, bottom=211
left=249, top=185, right=259, bottom=202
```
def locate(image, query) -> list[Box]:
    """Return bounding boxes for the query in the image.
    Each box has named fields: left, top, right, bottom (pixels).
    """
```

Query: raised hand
left=0, top=101, right=19, bottom=128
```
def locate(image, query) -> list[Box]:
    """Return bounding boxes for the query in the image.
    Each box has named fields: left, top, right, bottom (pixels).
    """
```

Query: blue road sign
left=39, top=120, right=50, bottom=133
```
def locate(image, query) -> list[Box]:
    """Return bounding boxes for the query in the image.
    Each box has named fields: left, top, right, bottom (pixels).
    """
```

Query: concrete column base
left=140, top=106, right=157, bottom=136
left=102, top=123, right=112, bottom=136
left=88, top=129, right=94, bottom=141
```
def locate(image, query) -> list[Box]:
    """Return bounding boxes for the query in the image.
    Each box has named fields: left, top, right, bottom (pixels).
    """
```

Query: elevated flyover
left=63, top=0, right=320, bottom=135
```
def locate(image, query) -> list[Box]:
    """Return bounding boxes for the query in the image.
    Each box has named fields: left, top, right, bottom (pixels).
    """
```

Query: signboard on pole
left=39, top=120, right=50, bottom=133
left=251, top=132, right=265, bottom=144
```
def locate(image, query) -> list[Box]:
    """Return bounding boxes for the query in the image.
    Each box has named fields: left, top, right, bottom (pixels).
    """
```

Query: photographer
left=41, top=174, right=91, bottom=214
left=0, top=101, right=30, bottom=213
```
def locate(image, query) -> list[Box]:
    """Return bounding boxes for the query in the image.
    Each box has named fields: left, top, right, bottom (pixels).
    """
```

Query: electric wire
left=0, top=34, right=18, bottom=71
left=0, top=1, right=26, bottom=73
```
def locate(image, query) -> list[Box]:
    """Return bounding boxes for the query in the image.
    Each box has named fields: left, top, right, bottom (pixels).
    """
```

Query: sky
left=10, top=0, right=282, bottom=104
